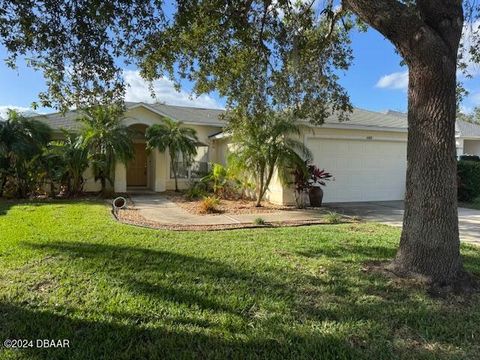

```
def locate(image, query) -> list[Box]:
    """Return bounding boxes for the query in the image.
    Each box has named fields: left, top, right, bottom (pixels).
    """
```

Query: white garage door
left=306, top=138, right=407, bottom=203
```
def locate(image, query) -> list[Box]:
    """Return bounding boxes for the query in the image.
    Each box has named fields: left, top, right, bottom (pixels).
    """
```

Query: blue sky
left=1, top=26, right=480, bottom=118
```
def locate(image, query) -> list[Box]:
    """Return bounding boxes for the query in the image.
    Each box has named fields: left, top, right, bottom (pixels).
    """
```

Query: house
left=36, top=102, right=480, bottom=204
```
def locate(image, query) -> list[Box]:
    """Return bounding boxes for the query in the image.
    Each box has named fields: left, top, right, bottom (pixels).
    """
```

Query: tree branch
left=416, top=0, right=463, bottom=54
left=342, top=0, right=423, bottom=55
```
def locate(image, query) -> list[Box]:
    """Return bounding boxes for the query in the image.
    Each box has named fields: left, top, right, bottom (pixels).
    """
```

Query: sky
left=1, top=25, right=480, bottom=118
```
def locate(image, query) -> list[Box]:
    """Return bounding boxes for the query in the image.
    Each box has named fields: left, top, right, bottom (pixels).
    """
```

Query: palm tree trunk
left=171, top=159, right=179, bottom=192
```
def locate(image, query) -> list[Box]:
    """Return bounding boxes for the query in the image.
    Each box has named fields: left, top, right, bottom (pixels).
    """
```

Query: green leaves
left=145, top=117, right=198, bottom=191
left=79, top=105, right=134, bottom=193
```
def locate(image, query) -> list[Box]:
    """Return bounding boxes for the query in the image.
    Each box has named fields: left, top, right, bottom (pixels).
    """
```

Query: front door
left=127, top=143, right=148, bottom=187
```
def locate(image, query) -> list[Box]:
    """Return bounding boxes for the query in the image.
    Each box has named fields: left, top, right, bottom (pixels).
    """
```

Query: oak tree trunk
left=344, top=0, right=466, bottom=285
left=391, top=57, right=462, bottom=283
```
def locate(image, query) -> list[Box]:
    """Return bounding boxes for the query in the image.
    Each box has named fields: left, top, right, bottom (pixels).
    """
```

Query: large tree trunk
left=344, top=0, right=465, bottom=285
left=391, top=57, right=462, bottom=283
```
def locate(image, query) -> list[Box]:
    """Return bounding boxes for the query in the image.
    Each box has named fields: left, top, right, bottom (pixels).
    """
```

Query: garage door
left=306, top=138, right=407, bottom=203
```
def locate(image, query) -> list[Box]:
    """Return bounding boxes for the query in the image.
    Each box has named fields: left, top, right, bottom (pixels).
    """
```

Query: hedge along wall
left=458, top=160, right=480, bottom=202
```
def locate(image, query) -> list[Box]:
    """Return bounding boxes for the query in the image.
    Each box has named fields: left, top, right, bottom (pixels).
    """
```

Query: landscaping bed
left=166, top=191, right=298, bottom=215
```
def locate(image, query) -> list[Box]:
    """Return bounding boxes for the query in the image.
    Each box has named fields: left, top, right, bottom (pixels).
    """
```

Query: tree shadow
left=8, top=239, right=480, bottom=359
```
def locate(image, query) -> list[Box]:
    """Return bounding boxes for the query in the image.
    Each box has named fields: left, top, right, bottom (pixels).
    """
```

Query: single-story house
left=36, top=102, right=480, bottom=204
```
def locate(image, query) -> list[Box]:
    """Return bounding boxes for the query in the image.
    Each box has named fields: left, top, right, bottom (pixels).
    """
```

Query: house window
left=170, top=145, right=210, bottom=179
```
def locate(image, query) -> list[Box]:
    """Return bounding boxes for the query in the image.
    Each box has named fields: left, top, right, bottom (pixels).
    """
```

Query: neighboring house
left=36, top=102, right=480, bottom=204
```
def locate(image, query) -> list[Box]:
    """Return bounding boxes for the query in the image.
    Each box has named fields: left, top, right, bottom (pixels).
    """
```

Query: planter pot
left=308, top=187, right=324, bottom=207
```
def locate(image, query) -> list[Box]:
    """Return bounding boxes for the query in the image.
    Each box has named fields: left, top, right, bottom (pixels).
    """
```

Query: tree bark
left=392, top=55, right=462, bottom=283
left=344, top=0, right=465, bottom=284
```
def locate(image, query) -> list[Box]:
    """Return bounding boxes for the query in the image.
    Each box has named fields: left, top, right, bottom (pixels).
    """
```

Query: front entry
left=127, top=143, right=148, bottom=187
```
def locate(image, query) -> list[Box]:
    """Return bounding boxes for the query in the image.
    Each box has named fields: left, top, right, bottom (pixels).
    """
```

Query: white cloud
left=123, top=70, right=223, bottom=109
left=375, top=71, right=409, bottom=91
left=0, top=105, right=33, bottom=120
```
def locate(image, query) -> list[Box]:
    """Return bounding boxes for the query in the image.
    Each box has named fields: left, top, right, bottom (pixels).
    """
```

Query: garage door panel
left=307, top=138, right=407, bottom=203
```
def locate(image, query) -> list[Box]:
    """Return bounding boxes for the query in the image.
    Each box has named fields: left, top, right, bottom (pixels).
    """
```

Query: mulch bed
left=165, top=191, right=298, bottom=215
left=114, top=207, right=350, bottom=231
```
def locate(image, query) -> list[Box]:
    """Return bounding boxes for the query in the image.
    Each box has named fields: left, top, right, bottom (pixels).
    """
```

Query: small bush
left=199, top=195, right=220, bottom=214
left=457, top=160, right=480, bottom=202
left=186, top=182, right=207, bottom=200
left=325, top=211, right=342, bottom=224
left=459, top=154, right=480, bottom=162
left=254, top=217, right=266, bottom=225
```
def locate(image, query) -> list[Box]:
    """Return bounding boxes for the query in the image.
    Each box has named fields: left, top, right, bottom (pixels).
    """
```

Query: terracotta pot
left=308, top=187, right=324, bottom=207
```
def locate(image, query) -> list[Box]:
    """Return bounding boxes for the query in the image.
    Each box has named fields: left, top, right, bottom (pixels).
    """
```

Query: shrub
left=325, top=211, right=342, bottom=224
left=457, top=160, right=480, bottom=202
left=186, top=181, right=207, bottom=200
left=254, top=217, right=266, bottom=225
left=459, top=154, right=480, bottom=162
left=199, top=195, right=220, bottom=214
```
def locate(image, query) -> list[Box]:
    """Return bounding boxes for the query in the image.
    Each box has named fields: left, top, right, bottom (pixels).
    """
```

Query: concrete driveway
left=326, top=201, right=480, bottom=245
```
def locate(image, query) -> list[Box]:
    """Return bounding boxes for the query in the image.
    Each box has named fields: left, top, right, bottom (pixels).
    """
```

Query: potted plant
left=292, top=162, right=332, bottom=208
left=307, top=165, right=332, bottom=207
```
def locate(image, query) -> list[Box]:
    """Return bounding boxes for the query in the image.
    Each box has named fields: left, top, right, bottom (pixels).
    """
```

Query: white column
left=114, top=162, right=127, bottom=193
left=153, top=149, right=166, bottom=192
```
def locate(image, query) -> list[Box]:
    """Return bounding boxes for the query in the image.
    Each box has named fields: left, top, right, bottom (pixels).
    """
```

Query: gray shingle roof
left=33, top=103, right=480, bottom=138
left=34, top=110, right=83, bottom=131
left=321, top=108, right=408, bottom=131
left=456, top=119, right=480, bottom=138
left=36, top=102, right=226, bottom=130
left=130, top=102, right=225, bottom=126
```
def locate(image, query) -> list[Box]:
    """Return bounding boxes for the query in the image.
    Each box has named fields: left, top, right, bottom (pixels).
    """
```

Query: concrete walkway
left=326, top=201, right=480, bottom=245
left=130, top=195, right=326, bottom=225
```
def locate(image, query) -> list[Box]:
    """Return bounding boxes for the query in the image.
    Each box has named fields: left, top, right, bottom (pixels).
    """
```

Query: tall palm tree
left=79, top=105, right=134, bottom=196
left=229, top=111, right=311, bottom=207
left=0, top=110, right=51, bottom=197
left=146, top=118, right=198, bottom=192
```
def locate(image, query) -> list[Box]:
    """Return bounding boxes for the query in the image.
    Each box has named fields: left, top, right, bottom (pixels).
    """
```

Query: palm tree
left=48, top=130, right=89, bottom=196
left=79, top=105, right=134, bottom=196
left=0, top=110, right=51, bottom=198
left=146, top=118, right=198, bottom=192
left=229, top=112, right=311, bottom=207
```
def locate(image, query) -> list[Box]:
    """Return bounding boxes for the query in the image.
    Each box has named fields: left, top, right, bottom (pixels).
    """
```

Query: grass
left=0, top=200, right=480, bottom=359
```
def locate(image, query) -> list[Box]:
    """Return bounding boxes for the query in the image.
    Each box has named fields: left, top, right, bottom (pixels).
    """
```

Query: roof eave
left=303, top=123, right=408, bottom=133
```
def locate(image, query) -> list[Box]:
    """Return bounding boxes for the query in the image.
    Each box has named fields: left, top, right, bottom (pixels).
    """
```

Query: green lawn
left=1, top=200, right=480, bottom=359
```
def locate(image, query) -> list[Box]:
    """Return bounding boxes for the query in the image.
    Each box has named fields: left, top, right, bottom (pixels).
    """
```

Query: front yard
left=1, top=200, right=480, bottom=359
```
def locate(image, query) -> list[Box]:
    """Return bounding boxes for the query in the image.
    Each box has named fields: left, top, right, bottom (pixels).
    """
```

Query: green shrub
left=253, top=217, right=266, bottom=225
left=186, top=181, right=207, bottom=200
left=459, top=154, right=480, bottom=162
left=457, top=160, right=480, bottom=202
left=325, top=211, right=342, bottom=224
left=199, top=195, right=220, bottom=214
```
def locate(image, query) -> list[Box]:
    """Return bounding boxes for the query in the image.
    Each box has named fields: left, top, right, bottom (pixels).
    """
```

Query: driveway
left=326, top=201, right=480, bottom=245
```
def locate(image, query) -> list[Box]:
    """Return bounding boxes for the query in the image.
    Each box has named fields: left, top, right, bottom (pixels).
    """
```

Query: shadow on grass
left=0, top=198, right=103, bottom=216
left=4, top=240, right=480, bottom=359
